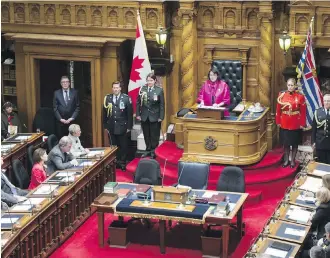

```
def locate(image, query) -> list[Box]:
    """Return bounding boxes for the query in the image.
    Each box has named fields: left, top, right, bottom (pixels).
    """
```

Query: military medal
left=119, top=101, right=125, bottom=109
left=153, top=94, right=158, bottom=101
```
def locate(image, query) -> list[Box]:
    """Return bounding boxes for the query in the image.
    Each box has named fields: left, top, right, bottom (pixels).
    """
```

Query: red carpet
left=51, top=141, right=297, bottom=258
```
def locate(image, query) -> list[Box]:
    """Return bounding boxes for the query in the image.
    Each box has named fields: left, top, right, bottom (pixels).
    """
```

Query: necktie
left=148, top=88, right=151, bottom=93
left=64, top=91, right=68, bottom=105
left=115, top=95, right=118, bottom=104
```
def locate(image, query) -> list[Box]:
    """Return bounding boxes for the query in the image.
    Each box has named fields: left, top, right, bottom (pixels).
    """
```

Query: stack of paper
left=287, top=207, right=312, bottom=223
left=265, top=247, right=288, bottom=258
left=86, top=150, right=104, bottom=158
left=16, top=136, right=30, bottom=140
left=1, top=217, right=20, bottom=224
left=284, top=227, right=306, bottom=237
left=299, top=177, right=322, bottom=193
left=33, top=184, right=58, bottom=195
left=79, top=161, right=96, bottom=167
left=22, top=198, right=45, bottom=205
left=10, top=204, right=32, bottom=212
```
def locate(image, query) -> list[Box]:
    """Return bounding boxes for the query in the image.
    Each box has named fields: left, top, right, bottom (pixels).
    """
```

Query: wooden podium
left=175, top=107, right=269, bottom=165
left=197, top=107, right=225, bottom=120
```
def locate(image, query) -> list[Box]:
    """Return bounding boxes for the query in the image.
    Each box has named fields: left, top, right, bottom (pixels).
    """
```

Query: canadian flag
left=128, top=11, right=152, bottom=114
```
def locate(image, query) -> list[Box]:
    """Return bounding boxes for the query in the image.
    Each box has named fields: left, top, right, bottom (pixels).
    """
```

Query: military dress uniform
left=312, top=108, right=330, bottom=164
left=136, top=85, right=165, bottom=157
left=276, top=90, right=306, bottom=167
left=103, top=93, right=133, bottom=168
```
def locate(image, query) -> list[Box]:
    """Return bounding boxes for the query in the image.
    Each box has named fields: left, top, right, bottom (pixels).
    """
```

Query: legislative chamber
left=1, top=1, right=330, bottom=258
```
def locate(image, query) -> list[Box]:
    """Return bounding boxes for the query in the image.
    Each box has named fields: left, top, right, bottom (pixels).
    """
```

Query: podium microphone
left=5, top=205, right=14, bottom=233
left=176, top=163, right=186, bottom=189
left=25, top=197, right=34, bottom=215
left=48, top=183, right=54, bottom=200
left=162, top=158, right=167, bottom=188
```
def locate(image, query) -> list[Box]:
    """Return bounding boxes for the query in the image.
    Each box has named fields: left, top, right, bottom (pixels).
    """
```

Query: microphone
left=176, top=163, right=186, bottom=189
left=107, top=129, right=113, bottom=148
left=25, top=197, right=34, bottom=215
left=48, top=183, right=54, bottom=200
left=5, top=204, right=14, bottom=233
left=162, top=158, right=167, bottom=188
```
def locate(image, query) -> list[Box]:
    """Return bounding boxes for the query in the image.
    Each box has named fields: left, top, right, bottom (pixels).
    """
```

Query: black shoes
left=282, top=160, right=289, bottom=168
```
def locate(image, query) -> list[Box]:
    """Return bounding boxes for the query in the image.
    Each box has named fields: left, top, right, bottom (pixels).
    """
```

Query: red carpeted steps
left=126, top=141, right=298, bottom=206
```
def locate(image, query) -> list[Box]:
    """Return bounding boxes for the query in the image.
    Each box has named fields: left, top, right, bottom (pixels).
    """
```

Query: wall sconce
left=155, top=27, right=168, bottom=55
left=279, top=31, right=292, bottom=55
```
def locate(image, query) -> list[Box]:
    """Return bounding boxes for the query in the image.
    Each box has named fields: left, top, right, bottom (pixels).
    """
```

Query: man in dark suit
left=53, top=76, right=80, bottom=138
left=103, top=81, right=133, bottom=171
left=312, top=94, right=330, bottom=164
left=46, top=136, right=78, bottom=175
left=136, top=73, right=165, bottom=159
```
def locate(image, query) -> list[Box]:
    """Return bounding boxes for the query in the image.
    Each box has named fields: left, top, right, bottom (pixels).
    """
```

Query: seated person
left=1, top=101, right=23, bottom=139
left=302, top=222, right=330, bottom=258
left=323, top=174, right=330, bottom=191
left=316, top=222, right=330, bottom=254
left=197, top=67, right=231, bottom=116
left=312, top=187, right=330, bottom=240
left=67, top=124, right=89, bottom=157
left=1, top=201, right=9, bottom=211
left=310, top=246, right=329, bottom=258
left=1, top=157, right=28, bottom=207
left=28, top=148, right=48, bottom=190
left=46, top=136, right=78, bottom=175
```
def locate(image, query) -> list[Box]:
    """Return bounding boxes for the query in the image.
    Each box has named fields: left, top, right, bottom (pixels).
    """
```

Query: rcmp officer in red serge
left=103, top=81, right=133, bottom=171
left=276, top=78, right=307, bottom=168
left=136, top=73, right=165, bottom=159
left=312, top=93, right=330, bottom=164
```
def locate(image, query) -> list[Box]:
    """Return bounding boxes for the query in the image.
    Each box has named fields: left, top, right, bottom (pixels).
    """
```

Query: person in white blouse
left=68, top=124, right=90, bottom=157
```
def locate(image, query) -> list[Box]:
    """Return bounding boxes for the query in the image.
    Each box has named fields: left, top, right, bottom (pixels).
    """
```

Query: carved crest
left=204, top=136, right=217, bottom=151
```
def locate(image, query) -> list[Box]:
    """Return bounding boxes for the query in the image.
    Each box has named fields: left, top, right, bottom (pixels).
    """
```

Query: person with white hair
left=46, top=136, right=78, bottom=175
left=67, top=124, right=89, bottom=157
left=310, top=246, right=328, bottom=258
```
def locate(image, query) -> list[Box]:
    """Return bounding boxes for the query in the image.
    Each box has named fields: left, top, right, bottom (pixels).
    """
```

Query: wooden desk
left=267, top=220, right=310, bottom=244
left=307, top=161, right=330, bottom=178
left=275, top=202, right=313, bottom=226
left=250, top=237, right=301, bottom=258
left=1, top=132, right=44, bottom=183
left=175, top=107, right=269, bottom=165
left=92, top=185, right=248, bottom=258
left=1, top=147, right=117, bottom=258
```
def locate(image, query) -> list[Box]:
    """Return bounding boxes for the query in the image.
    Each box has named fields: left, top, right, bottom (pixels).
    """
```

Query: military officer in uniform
left=276, top=78, right=306, bottom=168
left=312, top=94, right=330, bottom=164
left=136, top=73, right=165, bottom=159
left=103, top=81, right=133, bottom=171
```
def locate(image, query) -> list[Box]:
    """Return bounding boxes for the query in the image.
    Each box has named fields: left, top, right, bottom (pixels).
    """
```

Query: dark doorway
left=39, top=59, right=93, bottom=147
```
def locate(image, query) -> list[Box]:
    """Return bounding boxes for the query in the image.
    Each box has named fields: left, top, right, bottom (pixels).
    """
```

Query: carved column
left=258, top=2, right=276, bottom=150
left=258, top=2, right=273, bottom=107
left=178, top=2, right=197, bottom=108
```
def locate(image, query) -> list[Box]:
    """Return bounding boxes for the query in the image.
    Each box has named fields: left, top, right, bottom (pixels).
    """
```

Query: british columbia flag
left=296, top=17, right=323, bottom=129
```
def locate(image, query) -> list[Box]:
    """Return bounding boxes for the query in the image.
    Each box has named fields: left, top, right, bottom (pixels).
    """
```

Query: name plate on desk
left=196, top=106, right=225, bottom=120
left=153, top=186, right=190, bottom=203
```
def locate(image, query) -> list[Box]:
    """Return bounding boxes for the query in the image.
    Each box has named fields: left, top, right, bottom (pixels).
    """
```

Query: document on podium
left=286, top=207, right=311, bottom=223
left=33, top=184, right=58, bottom=195
left=10, top=204, right=32, bottom=212
left=15, top=135, right=31, bottom=140
left=197, top=104, right=226, bottom=110
left=22, top=198, right=45, bottom=205
left=1, top=217, right=20, bottom=224
left=313, top=164, right=330, bottom=177
left=265, top=247, right=288, bottom=258
left=284, top=227, right=306, bottom=237
left=299, top=177, right=322, bottom=193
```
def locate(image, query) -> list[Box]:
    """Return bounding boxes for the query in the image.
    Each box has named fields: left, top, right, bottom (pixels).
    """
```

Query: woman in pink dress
left=197, top=67, right=231, bottom=116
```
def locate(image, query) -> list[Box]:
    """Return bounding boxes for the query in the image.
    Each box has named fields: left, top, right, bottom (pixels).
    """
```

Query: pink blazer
left=28, top=163, right=47, bottom=190
left=197, top=80, right=231, bottom=116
